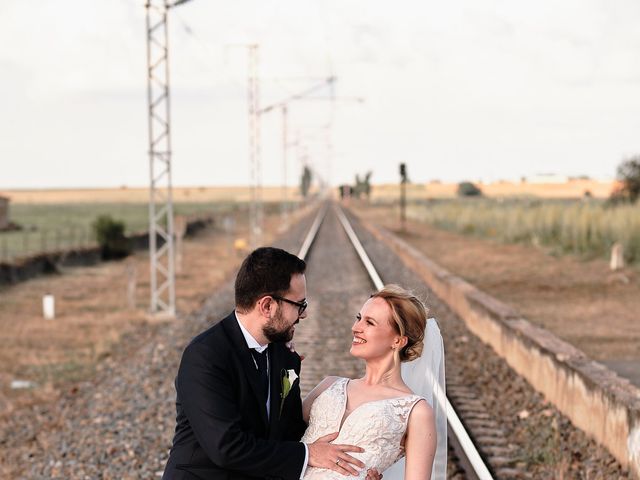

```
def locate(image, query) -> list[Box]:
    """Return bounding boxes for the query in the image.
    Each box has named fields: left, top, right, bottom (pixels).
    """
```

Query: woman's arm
left=404, top=399, right=437, bottom=480
left=302, top=376, right=339, bottom=423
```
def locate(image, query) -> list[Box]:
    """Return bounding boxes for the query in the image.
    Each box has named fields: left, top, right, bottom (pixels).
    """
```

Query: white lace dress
left=301, top=377, right=424, bottom=479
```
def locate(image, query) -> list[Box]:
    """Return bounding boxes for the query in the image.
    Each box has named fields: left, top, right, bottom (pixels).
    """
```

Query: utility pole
left=144, top=0, right=193, bottom=317
left=258, top=76, right=345, bottom=216
left=400, top=163, right=408, bottom=231
left=247, top=45, right=262, bottom=248
left=281, top=104, right=289, bottom=226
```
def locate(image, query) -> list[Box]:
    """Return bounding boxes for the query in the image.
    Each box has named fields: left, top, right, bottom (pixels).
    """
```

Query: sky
left=1, top=0, right=640, bottom=189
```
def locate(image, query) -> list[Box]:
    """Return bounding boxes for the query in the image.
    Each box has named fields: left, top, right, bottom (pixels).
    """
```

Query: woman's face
left=350, top=297, right=403, bottom=360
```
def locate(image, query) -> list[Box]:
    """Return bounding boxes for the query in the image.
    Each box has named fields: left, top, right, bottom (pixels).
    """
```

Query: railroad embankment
left=356, top=210, right=640, bottom=478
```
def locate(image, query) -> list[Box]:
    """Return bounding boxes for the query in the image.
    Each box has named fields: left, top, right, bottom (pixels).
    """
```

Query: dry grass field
left=0, top=203, right=314, bottom=416
left=2, top=186, right=309, bottom=204
left=370, top=178, right=617, bottom=200
left=0, top=178, right=617, bottom=206
left=352, top=202, right=640, bottom=371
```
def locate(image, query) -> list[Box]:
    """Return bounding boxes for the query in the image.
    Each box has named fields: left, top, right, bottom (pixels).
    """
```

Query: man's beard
left=263, top=310, right=296, bottom=343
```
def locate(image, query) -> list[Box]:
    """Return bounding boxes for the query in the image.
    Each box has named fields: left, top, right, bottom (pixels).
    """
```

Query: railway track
left=295, top=202, right=499, bottom=479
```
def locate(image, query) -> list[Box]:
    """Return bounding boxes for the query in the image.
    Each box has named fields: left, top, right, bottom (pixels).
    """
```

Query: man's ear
left=257, top=295, right=275, bottom=317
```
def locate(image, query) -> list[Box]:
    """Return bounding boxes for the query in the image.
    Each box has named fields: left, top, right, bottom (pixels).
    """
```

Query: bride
left=301, top=285, right=447, bottom=480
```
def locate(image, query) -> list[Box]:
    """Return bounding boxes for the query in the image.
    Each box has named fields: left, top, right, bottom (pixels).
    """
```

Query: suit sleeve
left=177, top=341, right=306, bottom=479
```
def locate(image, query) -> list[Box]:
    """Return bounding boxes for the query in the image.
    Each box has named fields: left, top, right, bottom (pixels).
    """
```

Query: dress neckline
left=338, top=378, right=418, bottom=430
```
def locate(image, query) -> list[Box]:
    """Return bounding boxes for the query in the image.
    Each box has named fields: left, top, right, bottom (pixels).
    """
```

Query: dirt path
left=352, top=203, right=640, bottom=386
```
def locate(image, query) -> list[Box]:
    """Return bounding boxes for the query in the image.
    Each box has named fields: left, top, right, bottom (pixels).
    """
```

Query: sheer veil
left=382, top=318, right=447, bottom=479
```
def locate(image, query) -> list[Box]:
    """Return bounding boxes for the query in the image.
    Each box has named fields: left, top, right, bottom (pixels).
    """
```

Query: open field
left=0, top=178, right=617, bottom=207
left=0, top=199, right=301, bottom=261
left=0, top=203, right=313, bottom=417
left=0, top=187, right=308, bottom=260
left=352, top=202, right=640, bottom=373
left=0, top=202, right=238, bottom=261
left=405, top=197, right=640, bottom=264
left=1, top=186, right=308, bottom=204
left=370, top=178, right=618, bottom=200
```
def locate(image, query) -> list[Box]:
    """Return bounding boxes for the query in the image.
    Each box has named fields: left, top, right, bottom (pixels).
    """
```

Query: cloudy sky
left=1, top=0, right=640, bottom=188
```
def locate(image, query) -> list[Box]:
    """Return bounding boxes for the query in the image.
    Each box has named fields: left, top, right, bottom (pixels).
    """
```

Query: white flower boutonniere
left=280, top=368, right=299, bottom=416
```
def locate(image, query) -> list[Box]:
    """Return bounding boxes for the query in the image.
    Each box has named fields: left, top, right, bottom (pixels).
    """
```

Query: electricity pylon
left=145, top=0, right=193, bottom=317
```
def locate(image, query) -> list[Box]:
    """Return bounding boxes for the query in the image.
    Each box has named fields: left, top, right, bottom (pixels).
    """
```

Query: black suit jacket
left=162, top=312, right=308, bottom=480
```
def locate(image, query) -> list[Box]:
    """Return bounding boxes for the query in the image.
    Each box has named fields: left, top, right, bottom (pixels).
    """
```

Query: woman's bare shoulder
left=408, top=398, right=434, bottom=426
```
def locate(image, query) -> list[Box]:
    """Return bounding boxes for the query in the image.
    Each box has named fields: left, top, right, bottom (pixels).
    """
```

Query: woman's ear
left=394, top=335, right=408, bottom=350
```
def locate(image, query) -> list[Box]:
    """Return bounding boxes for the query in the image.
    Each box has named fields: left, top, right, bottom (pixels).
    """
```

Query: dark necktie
left=250, top=348, right=269, bottom=398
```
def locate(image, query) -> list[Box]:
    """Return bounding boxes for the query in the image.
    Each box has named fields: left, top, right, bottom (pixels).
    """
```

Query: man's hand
left=307, top=432, right=365, bottom=476
left=365, top=468, right=383, bottom=480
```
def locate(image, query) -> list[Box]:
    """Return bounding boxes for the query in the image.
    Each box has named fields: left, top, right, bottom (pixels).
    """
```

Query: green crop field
left=405, top=198, right=640, bottom=264
left=0, top=201, right=239, bottom=262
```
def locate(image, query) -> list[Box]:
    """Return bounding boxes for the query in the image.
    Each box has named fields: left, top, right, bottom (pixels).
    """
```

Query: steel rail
left=298, top=202, right=494, bottom=480
left=297, top=202, right=329, bottom=261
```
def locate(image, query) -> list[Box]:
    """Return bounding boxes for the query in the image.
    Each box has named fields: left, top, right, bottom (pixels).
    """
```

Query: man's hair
left=235, top=247, right=306, bottom=312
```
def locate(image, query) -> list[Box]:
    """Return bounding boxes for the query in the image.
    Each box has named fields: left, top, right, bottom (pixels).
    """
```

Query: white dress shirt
left=235, top=312, right=309, bottom=478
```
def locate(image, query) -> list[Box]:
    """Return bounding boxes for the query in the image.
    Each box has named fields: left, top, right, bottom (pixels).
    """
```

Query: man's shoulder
left=186, top=313, right=234, bottom=351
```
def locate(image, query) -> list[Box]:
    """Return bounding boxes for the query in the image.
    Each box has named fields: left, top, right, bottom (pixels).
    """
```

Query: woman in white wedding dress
left=301, top=285, right=447, bottom=480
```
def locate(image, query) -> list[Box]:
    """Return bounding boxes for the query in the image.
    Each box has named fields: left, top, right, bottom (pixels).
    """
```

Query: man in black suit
left=162, top=247, right=372, bottom=480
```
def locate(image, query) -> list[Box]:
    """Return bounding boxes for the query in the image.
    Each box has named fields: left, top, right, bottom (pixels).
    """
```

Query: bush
left=92, top=215, right=131, bottom=259
left=457, top=181, right=482, bottom=197
left=610, top=157, right=640, bottom=204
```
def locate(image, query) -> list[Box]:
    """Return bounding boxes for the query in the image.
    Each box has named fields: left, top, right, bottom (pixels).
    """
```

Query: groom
left=162, top=247, right=374, bottom=480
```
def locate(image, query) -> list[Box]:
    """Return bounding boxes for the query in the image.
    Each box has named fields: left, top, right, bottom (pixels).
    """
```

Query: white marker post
left=42, top=294, right=55, bottom=320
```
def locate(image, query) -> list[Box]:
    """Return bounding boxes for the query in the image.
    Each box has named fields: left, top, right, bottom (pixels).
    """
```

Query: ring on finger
left=336, top=459, right=341, bottom=466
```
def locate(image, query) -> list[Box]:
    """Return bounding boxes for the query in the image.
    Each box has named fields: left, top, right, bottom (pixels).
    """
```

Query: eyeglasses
left=271, top=295, right=308, bottom=316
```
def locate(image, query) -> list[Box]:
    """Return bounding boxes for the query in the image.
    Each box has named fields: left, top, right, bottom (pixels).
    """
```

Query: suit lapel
left=221, top=313, right=269, bottom=428
left=268, top=343, right=285, bottom=438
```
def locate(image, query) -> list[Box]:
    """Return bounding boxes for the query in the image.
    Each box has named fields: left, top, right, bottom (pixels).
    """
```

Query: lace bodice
left=301, top=377, right=423, bottom=479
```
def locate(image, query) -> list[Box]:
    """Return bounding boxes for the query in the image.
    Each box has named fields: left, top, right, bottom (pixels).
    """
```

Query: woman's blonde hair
left=370, top=284, right=428, bottom=362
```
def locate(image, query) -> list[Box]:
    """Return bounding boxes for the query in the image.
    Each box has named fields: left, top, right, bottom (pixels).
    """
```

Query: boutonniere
left=280, top=368, right=299, bottom=416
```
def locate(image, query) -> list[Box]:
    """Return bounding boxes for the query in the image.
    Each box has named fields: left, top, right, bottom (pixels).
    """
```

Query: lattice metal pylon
left=146, top=0, right=176, bottom=317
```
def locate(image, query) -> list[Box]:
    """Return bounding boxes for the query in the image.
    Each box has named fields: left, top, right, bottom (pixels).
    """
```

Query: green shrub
left=457, top=181, right=483, bottom=197
left=610, top=157, right=640, bottom=204
left=92, top=215, right=131, bottom=259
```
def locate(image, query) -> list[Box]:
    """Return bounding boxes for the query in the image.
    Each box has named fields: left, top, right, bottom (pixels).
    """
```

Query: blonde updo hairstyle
left=370, top=284, right=428, bottom=362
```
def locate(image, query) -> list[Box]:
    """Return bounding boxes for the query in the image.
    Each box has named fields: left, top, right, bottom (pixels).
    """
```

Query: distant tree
left=353, top=171, right=373, bottom=199
left=610, top=157, right=640, bottom=203
left=363, top=171, right=372, bottom=197
left=92, top=215, right=130, bottom=259
left=300, top=165, right=312, bottom=198
left=457, top=181, right=483, bottom=197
